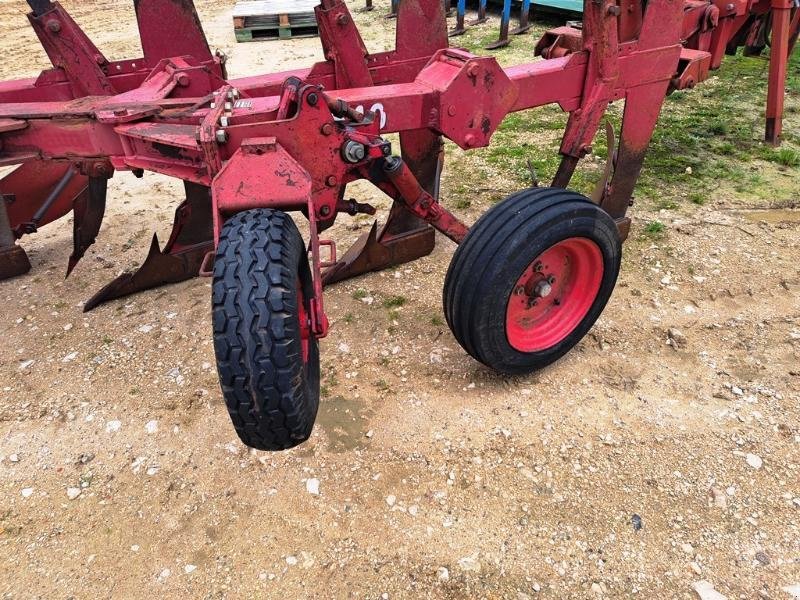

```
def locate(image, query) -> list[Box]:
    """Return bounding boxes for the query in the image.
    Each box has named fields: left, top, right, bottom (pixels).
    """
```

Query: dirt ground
left=1, top=1, right=799, bottom=599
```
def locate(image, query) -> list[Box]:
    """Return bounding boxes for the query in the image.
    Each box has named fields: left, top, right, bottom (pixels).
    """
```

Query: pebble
left=286, top=556, right=298, bottom=566
left=184, top=564, right=197, bottom=574
left=532, top=583, right=541, bottom=593
left=106, top=420, right=122, bottom=433
left=681, top=543, right=695, bottom=554
left=745, top=453, right=763, bottom=469
left=337, top=343, right=350, bottom=354
left=668, top=328, right=688, bottom=348
left=782, top=584, right=800, bottom=599
left=131, top=545, right=140, bottom=552
left=793, top=498, right=800, bottom=509
left=457, top=554, right=481, bottom=573
left=359, top=296, right=374, bottom=305
left=692, top=580, right=727, bottom=600
left=137, top=324, right=154, bottom=334
left=66, top=487, right=82, bottom=500
left=159, top=569, right=171, bottom=580
left=144, top=420, right=158, bottom=434
left=18, top=360, right=34, bottom=371
left=709, top=487, right=727, bottom=509
left=385, top=495, right=396, bottom=507
left=9, top=453, right=20, bottom=463
left=306, top=478, right=320, bottom=495
left=591, top=582, right=603, bottom=595
left=61, top=351, right=79, bottom=363
left=21, top=487, right=34, bottom=498
left=436, top=567, right=449, bottom=582
left=63, top=323, right=73, bottom=331
left=690, top=562, right=703, bottom=575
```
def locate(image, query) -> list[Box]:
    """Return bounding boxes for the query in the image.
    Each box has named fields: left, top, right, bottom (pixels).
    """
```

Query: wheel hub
left=505, top=237, right=604, bottom=353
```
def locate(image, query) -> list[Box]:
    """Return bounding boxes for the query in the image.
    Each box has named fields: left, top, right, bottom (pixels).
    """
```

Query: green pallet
left=234, top=24, right=319, bottom=42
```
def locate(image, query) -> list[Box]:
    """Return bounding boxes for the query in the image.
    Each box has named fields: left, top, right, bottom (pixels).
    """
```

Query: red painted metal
left=506, top=238, right=604, bottom=353
left=0, top=0, right=795, bottom=339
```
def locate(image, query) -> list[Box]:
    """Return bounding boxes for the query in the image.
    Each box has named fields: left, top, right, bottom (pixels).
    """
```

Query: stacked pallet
left=233, top=0, right=320, bottom=42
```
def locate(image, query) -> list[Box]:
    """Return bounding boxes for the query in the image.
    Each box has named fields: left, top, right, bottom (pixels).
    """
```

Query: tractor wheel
left=212, top=209, right=320, bottom=451
left=443, top=187, right=621, bottom=375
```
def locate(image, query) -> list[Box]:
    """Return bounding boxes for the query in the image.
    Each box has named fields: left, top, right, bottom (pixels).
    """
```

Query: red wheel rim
left=505, top=237, right=604, bottom=353
left=297, top=282, right=311, bottom=364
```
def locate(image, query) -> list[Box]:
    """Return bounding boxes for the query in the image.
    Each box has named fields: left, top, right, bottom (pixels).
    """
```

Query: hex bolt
left=342, top=140, right=367, bottom=163
left=607, top=5, right=621, bottom=16
left=320, top=205, right=332, bottom=217
left=534, top=262, right=543, bottom=272
left=46, top=19, right=61, bottom=33
left=220, top=116, right=230, bottom=127
left=321, top=123, right=334, bottom=136
left=547, top=275, right=556, bottom=284
left=176, top=73, right=190, bottom=87
left=515, top=286, right=525, bottom=296
left=337, top=13, right=350, bottom=26
left=216, top=129, right=228, bottom=144
left=325, top=175, right=338, bottom=187
left=307, top=93, right=319, bottom=107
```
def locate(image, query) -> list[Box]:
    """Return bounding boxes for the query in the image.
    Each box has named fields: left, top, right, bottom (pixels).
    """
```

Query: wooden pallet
left=233, top=0, right=320, bottom=42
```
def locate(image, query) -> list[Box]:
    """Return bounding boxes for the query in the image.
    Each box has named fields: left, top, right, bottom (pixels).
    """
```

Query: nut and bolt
left=342, top=140, right=367, bottom=163
left=325, top=175, right=338, bottom=187
left=220, top=116, right=230, bottom=127
left=215, top=129, right=228, bottom=144
left=321, top=123, right=334, bottom=136
left=320, top=205, right=332, bottom=217
left=176, top=73, right=190, bottom=87
left=307, top=93, right=319, bottom=107
left=46, top=19, right=61, bottom=33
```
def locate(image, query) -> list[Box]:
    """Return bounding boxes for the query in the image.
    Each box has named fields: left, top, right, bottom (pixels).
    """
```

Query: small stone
left=746, top=453, right=763, bottom=469
left=146, top=466, right=159, bottom=476
left=631, top=514, right=643, bottom=531
left=731, top=386, right=744, bottom=396
left=686, top=166, right=693, bottom=175
left=754, top=551, right=770, bottom=566
left=137, top=324, right=154, bottom=334
left=692, top=580, right=728, bottom=600
left=457, top=554, right=481, bottom=573
left=63, top=323, right=73, bottom=331
left=105, top=420, right=122, bottom=433
left=365, top=430, right=374, bottom=438
left=385, top=495, right=396, bottom=507
left=408, top=505, right=419, bottom=517
left=337, top=342, right=350, bottom=354
left=681, top=543, right=695, bottom=554
left=66, top=487, right=82, bottom=500
left=286, top=556, right=298, bottom=566
left=159, top=568, right=171, bottom=579
left=306, top=478, right=320, bottom=495
left=9, top=453, right=20, bottom=463
left=532, top=583, right=541, bottom=593
left=781, top=584, right=800, bottom=599
left=792, top=498, right=800, bottom=509
left=61, top=351, right=79, bottom=363
left=184, top=564, right=197, bottom=574
left=131, top=545, right=140, bottom=552
left=436, top=567, right=449, bottom=582
left=668, top=328, right=688, bottom=349
left=591, top=582, right=603, bottom=595
left=21, top=488, right=34, bottom=498
left=359, top=296, right=374, bottom=305
left=18, top=359, right=34, bottom=371
left=145, top=420, right=158, bottom=434
left=709, top=487, right=727, bottom=509
left=690, top=562, right=702, bottom=575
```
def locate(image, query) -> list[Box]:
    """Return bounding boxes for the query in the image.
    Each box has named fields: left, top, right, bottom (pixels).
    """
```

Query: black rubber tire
left=443, top=187, right=621, bottom=375
left=212, top=209, right=320, bottom=451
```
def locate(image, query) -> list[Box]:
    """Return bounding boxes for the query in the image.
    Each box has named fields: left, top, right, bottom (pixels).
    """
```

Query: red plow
left=0, top=0, right=796, bottom=450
